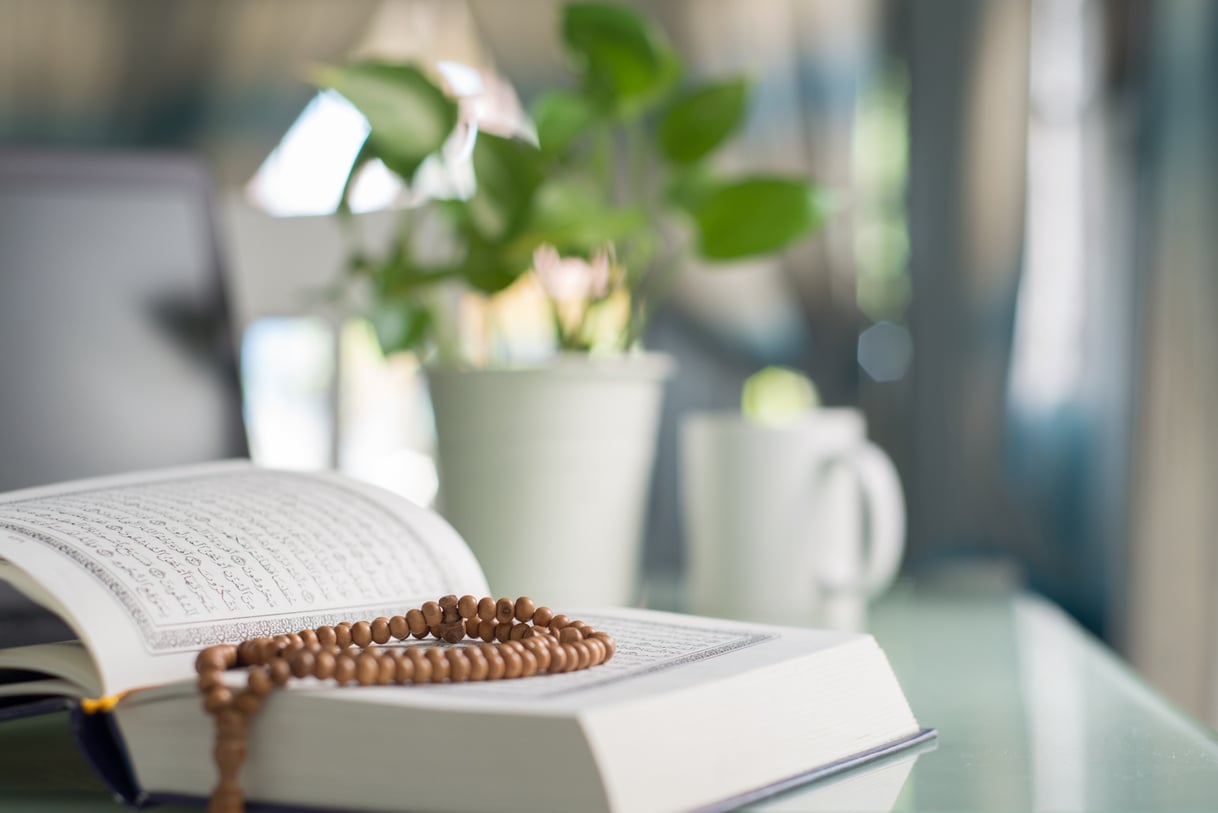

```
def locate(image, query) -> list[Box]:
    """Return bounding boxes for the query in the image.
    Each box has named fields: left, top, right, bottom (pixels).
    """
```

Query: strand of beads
left=194, top=595, right=616, bottom=813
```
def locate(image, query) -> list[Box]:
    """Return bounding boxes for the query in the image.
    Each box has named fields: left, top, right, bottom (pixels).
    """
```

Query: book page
left=0, top=462, right=488, bottom=693
left=439, top=611, right=777, bottom=700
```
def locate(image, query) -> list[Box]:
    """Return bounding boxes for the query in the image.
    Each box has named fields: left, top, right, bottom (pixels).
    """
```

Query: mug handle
left=818, top=441, right=906, bottom=597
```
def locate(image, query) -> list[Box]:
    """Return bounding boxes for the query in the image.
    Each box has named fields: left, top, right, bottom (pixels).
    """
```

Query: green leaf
left=466, top=132, right=545, bottom=242
left=313, top=62, right=458, bottom=181
left=691, top=177, right=826, bottom=260
left=531, top=91, right=597, bottom=156
left=458, top=237, right=525, bottom=294
left=561, top=3, right=679, bottom=110
left=521, top=178, right=645, bottom=252
left=371, top=299, right=433, bottom=355
left=664, top=165, right=717, bottom=211
left=657, top=77, right=750, bottom=164
left=375, top=256, right=454, bottom=298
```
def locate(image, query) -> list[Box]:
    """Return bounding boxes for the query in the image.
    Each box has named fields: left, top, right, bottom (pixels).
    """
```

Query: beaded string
left=194, top=595, right=616, bottom=813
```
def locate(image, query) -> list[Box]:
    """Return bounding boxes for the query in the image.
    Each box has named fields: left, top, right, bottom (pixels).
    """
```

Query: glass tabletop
left=1, top=588, right=1216, bottom=812
left=753, top=586, right=1218, bottom=811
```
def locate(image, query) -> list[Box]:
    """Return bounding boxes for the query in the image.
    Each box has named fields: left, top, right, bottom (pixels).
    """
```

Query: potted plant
left=315, top=2, right=827, bottom=605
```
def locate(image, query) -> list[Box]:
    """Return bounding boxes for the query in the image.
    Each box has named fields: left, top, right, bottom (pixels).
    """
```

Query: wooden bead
left=458, top=594, right=478, bottom=619
left=439, top=594, right=460, bottom=621
left=197, top=669, right=225, bottom=693
left=289, top=649, right=316, bottom=679
left=567, top=643, right=586, bottom=672
left=532, top=606, right=554, bottom=627
left=378, top=653, right=396, bottom=685
left=421, top=601, right=443, bottom=627
left=479, top=619, right=496, bottom=642
left=210, top=787, right=244, bottom=813
left=406, top=609, right=428, bottom=638
left=514, top=596, right=536, bottom=622
left=371, top=617, right=392, bottom=645
left=196, top=646, right=232, bottom=674
left=549, top=614, right=570, bottom=631
left=477, top=597, right=497, bottom=621
left=495, top=597, right=515, bottom=623
left=356, top=652, right=379, bottom=686
left=234, top=690, right=262, bottom=716
left=495, top=622, right=514, bottom=643
left=350, top=621, right=373, bottom=648
left=572, top=641, right=592, bottom=670
left=466, top=649, right=489, bottom=681
left=558, top=626, right=582, bottom=644
left=246, top=667, right=273, bottom=697
left=524, top=639, right=551, bottom=671
left=299, top=629, right=319, bottom=648
left=406, top=649, right=432, bottom=684
left=313, top=650, right=336, bottom=681
left=482, top=648, right=505, bottom=680
left=215, top=708, right=247, bottom=738
left=213, top=736, right=245, bottom=776
left=390, top=615, right=410, bottom=640
left=394, top=653, right=415, bottom=684
left=547, top=642, right=567, bottom=673
left=269, top=658, right=292, bottom=687
left=236, top=640, right=260, bottom=667
left=592, top=632, right=616, bottom=661
left=518, top=648, right=539, bottom=677
left=510, top=623, right=530, bottom=641
left=447, top=649, right=470, bottom=682
left=426, top=647, right=450, bottom=682
left=317, top=626, right=337, bottom=648
left=466, top=618, right=481, bottom=638
left=255, top=637, right=281, bottom=662
left=501, top=648, right=523, bottom=679
left=558, top=644, right=579, bottom=673
left=334, top=654, right=356, bottom=685
left=284, top=633, right=304, bottom=649
left=584, top=637, right=606, bottom=666
left=251, top=638, right=277, bottom=664
left=203, top=686, right=233, bottom=713
left=335, top=623, right=353, bottom=649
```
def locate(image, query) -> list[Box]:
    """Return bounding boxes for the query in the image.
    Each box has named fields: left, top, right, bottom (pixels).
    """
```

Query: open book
left=0, top=462, right=931, bottom=813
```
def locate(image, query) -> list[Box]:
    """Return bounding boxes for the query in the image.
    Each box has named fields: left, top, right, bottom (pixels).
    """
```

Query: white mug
left=680, top=408, right=905, bottom=629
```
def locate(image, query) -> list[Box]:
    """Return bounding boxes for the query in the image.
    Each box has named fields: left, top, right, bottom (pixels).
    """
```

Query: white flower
left=533, top=245, right=613, bottom=301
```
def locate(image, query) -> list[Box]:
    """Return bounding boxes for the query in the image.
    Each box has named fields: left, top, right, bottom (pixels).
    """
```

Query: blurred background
left=1, top=0, right=1216, bottom=726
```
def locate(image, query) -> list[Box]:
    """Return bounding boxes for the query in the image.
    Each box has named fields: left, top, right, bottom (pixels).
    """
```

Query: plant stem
left=625, top=234, right=689, bottom=348
left=595, top=125, right=615, bottom=206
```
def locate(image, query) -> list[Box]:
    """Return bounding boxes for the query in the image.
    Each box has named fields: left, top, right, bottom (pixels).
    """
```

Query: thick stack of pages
left=0, top=463, right=931, bottom=813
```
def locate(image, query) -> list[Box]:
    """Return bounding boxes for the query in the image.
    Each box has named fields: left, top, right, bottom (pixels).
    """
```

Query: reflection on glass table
left=1, top=588, right=1215, bottom=812
left=857, top=587, right=1218, bottom=812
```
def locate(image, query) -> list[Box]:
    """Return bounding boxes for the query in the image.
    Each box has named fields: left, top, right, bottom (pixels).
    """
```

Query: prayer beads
left=195, top=596, right=614, bottom=813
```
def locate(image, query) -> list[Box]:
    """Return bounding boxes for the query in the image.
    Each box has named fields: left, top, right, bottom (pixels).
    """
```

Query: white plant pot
left=428, top=353, right=672, bottom=608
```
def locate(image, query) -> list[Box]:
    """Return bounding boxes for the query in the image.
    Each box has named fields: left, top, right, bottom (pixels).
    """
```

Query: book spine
left=68, top=703, right=147, bottom=807
left=0, top=695, right=73, bottom=722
